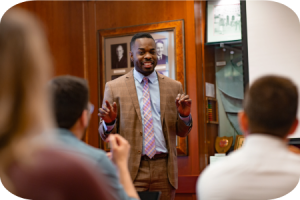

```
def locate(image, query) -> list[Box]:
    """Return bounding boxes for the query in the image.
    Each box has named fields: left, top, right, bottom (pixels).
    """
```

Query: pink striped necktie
left=142, top=77, right=156, bottom=158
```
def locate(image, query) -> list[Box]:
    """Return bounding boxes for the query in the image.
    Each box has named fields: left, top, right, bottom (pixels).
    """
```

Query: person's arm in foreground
left=107, top=134, right=140, bottom=200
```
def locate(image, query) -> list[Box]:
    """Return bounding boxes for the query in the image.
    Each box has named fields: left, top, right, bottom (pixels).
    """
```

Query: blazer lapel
left=157, top=72, right=166, bottom=125
left=125, top=70, right=142, bottom=123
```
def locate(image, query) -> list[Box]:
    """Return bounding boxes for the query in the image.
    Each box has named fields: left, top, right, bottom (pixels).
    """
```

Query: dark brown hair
left=244, top=75, right=298, bottom=138
left=49, top=76, right=89, bottom=129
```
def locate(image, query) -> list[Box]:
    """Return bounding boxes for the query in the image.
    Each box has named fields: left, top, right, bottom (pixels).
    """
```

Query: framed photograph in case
left=206, top=0, right=242, bottom=43
left=234, top=134, right=245, bottom=150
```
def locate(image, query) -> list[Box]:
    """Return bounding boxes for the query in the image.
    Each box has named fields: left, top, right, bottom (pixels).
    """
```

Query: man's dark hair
left=49, top=75, right=89, bottom=129
left=244, top=75, right=298, bottom=138
left=130, top=33, right=154, bottom=50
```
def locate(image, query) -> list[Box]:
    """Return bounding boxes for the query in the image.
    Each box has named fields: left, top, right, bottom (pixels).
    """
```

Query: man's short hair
left=49, top=75, right=89, bottom=129
left=130, top=33, right=154, bottom=50
left=244, top=75, right=298, bottom=138
left=156, top=40, right=164, bottom=46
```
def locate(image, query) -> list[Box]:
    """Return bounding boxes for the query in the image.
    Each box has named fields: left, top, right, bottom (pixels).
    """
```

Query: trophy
left=215, top=136, right=233, bottom=153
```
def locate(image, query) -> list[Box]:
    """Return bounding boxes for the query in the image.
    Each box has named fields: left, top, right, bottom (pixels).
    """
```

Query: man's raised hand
left=175, top=94, right=192, bottom=117
left=98, top=100, right=117, bottom=124
left=106, top=134, right=130, bottom=167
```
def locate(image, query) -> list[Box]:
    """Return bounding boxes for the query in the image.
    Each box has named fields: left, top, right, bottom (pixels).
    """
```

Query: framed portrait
left=100, top=29, right=177, bottom=85
left=110, top=43, right=128, bottom=69
left=206, top=0, right=242, bottom=43
left=234, top=134, right=245, bottom=150
left=97, top=19, right=188, bottom=156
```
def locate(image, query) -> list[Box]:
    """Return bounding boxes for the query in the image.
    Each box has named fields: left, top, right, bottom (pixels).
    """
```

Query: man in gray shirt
left=49, top=75, right=139, bottom=200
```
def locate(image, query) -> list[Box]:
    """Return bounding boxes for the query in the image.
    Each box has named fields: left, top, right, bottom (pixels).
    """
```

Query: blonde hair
left=0, top=8, right=54, bottom=180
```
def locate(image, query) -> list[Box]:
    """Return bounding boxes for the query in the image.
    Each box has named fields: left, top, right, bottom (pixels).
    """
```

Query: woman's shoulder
left=8, top=148, right=114, bottom=200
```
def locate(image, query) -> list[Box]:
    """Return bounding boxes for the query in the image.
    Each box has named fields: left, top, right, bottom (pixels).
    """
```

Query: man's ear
left=238, top=111, right=249, bottom=136
left=80, top=110, right=89, bottom=128
left=130, top=51, right=134, bottom=62
left=287, top=118, right=299, bottom=137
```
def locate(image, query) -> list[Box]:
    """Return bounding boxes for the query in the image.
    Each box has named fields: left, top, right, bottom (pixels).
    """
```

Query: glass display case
left=214, top=43, right=244, bottom=145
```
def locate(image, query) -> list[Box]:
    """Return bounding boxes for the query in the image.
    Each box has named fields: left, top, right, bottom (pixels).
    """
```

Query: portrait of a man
left=111, top=43, right=128, bottom=69
left=156, top=40, right=168, bottom=65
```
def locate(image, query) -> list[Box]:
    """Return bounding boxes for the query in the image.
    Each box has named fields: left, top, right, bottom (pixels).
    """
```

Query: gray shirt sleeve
left=95, top=153, right=138, bottom=200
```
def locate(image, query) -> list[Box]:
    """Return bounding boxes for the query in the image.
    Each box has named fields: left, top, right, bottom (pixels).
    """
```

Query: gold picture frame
left=234, top=134, right=245, bottom=150
left=97, top=20, right=188, bottom=155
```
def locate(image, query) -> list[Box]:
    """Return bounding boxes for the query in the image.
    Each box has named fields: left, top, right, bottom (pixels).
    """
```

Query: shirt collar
left=242, top=133, right=287, bottom=151
left=57, top=128, right=77, bottom=138
left=133, top=68, right=157, bottom=84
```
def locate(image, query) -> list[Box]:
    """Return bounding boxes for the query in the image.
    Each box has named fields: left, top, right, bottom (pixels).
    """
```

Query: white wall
left=246, top=1, right=300, bottom=138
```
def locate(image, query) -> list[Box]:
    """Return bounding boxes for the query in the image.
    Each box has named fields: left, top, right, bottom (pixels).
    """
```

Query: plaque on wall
left=215, top=136, right=233, bottom=153
left=234, top=134, right=245, bottom=150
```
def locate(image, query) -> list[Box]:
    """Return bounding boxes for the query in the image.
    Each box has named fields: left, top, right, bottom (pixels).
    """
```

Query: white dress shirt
left=197, top=134, right=300, bottom=200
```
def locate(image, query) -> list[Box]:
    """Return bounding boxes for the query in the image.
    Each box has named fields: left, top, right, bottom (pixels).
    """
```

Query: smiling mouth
left=143, top=62, right=153, bottom=68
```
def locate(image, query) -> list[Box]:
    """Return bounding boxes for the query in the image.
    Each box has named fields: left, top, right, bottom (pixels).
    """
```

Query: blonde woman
left=0, top=8, right=113, bottom=200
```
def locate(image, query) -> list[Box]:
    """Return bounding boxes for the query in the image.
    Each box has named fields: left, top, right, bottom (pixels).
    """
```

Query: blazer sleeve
left=176, top=82, right=193, bottom=137
left=98, top=82, right=118, bottom=141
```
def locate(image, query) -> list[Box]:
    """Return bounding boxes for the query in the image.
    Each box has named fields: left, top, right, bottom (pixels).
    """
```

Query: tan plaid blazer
left=98, top=70, right=192, bottom=189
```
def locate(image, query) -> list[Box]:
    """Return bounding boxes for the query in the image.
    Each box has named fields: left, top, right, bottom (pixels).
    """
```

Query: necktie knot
left=143, top=77, right=149, bottom=84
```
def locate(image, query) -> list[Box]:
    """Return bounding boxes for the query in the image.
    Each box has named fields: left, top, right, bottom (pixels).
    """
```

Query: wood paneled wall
left=194, top=1, right=218, bottom=172
left=16, top=1, right=100, bottom=147
left=17, top=1, right=85, bottom=77
left=15, top=1, right=216, bottom=199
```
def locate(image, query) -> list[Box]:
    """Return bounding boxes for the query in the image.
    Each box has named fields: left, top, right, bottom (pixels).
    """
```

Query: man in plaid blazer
left=98, top=33, right=192, bottom=200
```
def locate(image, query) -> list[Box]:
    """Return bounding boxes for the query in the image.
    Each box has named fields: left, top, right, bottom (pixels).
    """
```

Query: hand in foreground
left=175, top=94, right=192, bottom=117
left=98, top=100, right=117, bottom=124
left=106, top=152, right=112, bottom=160
left=107, top=134, right=139, bottom=199
left=106, top=134, right=130, bottom=167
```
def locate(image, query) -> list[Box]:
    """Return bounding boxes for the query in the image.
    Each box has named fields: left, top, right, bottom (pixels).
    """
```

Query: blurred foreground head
left=241, top=75, right=298, bottom=138
left=0, top=9, right=114, bottom=200
left=0, top=8, right=53, bottom=149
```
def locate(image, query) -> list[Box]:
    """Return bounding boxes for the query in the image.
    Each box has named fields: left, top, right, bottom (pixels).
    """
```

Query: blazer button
left=137, top=150, right=141, bottom=154
left=140, top=132, right=143, bottom=136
